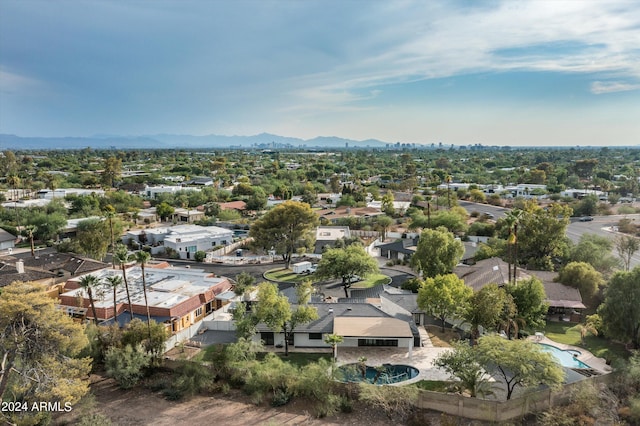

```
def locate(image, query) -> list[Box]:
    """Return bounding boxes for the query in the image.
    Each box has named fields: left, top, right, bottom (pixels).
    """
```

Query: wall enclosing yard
left=414, top=373, right=614, bottom=422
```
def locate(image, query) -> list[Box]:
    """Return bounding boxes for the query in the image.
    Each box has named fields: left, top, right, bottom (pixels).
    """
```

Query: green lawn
left=264, top=268, right=316, bottom=283
left=351, top=273, right=391, bottom=289
left=543, top=321, right=629, bottom=362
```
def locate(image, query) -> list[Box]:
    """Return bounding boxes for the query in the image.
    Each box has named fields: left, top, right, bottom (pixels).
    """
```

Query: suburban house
left=183, top=176, right=214, bottom=186
left=319, top=206, right=383, bottom=224
left=249, top=284, right=425, bottom=355
left=367, top=200, right=411, bottom=214
left=0, top=228, right=16, bottom=252
left=0, top=252, right=108, bottom=296
left=314, top=226, right=351, bottom=253
left=36, top=188, right=105, bottom=199
left=253, top=302, right=415, bottom=353
left=378, top=237, right=477, bottom=264
left=59, top=263, right=233, bottom=336
left=123, top=224, right=233, bottom=259
left=454, top=257, right=586, bottom=319
left=171, top=207, right=205, bottom=223
left=218, top=200, right=247, bottom=213
left=144, top=185, right=199, bottom=199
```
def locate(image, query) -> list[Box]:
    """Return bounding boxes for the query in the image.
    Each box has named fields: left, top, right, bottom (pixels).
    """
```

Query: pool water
left=337, top=363, right=420, bottom=385
left=538, top=343, right=590, bottom=369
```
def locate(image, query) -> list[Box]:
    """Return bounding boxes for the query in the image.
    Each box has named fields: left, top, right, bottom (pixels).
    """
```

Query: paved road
left=567, top=214, right=640, bottom=269
left=459, top=202, right=640, bottom=269
left=457, top=201, right=509, bottom=220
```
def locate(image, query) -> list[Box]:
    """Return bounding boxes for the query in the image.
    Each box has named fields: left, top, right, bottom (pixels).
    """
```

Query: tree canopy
left=411, top=227, right=464, bottom=278
left=505, top=276, right=548, bottom=331
left=249, top=200, right=319, bottom=268
left=476, top=335, right=564, bottom=400
left=417, top=273, right=472, bottom=332
left=464, top=283, right=508, bottom=341
left=558, top=261, right=604, bottom=302
left=598, top=268, right=640, bottom=349
left=315, top=244, right=379, bottom=298
left=517, top=202, right=572, bottom=270
left=253, top=281, right=318, bottom=356
left=0, top=282, right=91, bottom=424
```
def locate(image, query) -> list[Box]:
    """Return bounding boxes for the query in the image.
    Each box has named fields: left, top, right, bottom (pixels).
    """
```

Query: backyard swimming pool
left=337, top=363, right=420, bottom=385
left=538, top=343, right=591, bottom=369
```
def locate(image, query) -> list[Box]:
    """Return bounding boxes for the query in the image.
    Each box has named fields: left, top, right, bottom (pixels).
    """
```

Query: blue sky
left=1, top=0, right=639, bottom=146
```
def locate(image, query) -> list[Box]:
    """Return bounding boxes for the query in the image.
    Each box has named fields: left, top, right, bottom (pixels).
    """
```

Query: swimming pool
left=538, top=343, right=590, bottom=369
left=337, top=363, right=420, bottom=385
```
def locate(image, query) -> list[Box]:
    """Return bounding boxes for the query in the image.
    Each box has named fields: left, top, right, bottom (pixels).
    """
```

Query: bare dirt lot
left=54, top=374, right=456, bottom=426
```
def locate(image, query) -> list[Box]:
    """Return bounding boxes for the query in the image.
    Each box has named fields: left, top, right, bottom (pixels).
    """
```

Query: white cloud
left=283, top=1, right=640, bottom=110
left=591, top=81, right=640, bottom=94
left=0, top=68, right=42, bottom=94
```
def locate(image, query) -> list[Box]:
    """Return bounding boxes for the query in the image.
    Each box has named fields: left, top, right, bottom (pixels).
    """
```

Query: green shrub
left=105, top=344, right=150, bottom=389
left=271, top=387, right=293, bottom=407
left=76, top=413, right=113, bottom=426
left=172, top=360, right=213, bottom=398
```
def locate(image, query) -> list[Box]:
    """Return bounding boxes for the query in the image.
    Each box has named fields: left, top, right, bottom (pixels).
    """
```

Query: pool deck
left=529, top=335, right=612, bottom=374
left=335, top=346, right=453, bottom=385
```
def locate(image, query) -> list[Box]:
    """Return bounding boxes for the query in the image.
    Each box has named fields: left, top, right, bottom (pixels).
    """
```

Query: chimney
left=16, top=260, right=24, bottom=274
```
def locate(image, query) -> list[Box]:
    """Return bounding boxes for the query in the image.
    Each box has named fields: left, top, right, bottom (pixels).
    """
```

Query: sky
left=1, top=0, right=639, bottom=146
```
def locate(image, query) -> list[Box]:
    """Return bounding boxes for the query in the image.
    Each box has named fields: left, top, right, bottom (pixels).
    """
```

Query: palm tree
left=576, top=321, right=599, bottom=345
left=105, top=275, right=123, bottom=326
left=114, top=244, right=134, bottom=321
left=45, top=173, right=57, bottom=198
left=504, top=209, right=524, bottom=283
left=104, top=205, right=117, bottom=268
left=134, top=250, right=152, bottom=337
left=22, top=224, right=37, bottom=256
left=7, top=175, right=21, bottom=227
left=79, top=274, right=101, bottom=326
left=446, top=175, right=452, bottom=209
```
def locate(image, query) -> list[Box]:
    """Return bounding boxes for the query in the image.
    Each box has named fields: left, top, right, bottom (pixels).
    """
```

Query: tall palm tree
left=22, top=224, right=37, bottom=256
left=134, top=250, right=152, bottom=337
left=105, top=275, right=123, bottom=327
left=114, top=244, right=134, bottom=321
left=7, top=175, right=21, bottom=227
left=104, top=205, right=117, bottom=268
left=45, top=173, right=57, bottom=198
left=79, top=274, right=101, bottom=326
left=446, top=175, right=452, bottom=209
left=504, top=209, right=524, bottom=283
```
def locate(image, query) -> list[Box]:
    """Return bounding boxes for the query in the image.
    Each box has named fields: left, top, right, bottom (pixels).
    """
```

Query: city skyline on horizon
left=1, top=1, right=639, bottom=147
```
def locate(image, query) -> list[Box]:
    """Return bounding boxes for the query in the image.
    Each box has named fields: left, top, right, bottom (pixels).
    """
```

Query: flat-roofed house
left=58, top=264, right=233, bottom=347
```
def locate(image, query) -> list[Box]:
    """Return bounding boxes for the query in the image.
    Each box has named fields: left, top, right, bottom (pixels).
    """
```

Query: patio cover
left=333, top=316, right=413, bottom=338
left=215, top=290, right=236, bottom=301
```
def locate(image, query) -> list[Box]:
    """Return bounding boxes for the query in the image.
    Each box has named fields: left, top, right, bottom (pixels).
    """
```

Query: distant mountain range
left=0, top=133, right=395, bottom=150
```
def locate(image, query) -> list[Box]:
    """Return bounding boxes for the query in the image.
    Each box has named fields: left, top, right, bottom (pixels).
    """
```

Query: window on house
left=357, top=339, right=398, bottom=347
left=309, top=333, right=322, bottom=340
left=195, top=307, right=203, bottom=317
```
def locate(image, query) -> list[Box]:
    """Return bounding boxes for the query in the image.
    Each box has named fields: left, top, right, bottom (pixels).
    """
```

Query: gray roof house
left=0, top=229, right=16, bottom=251
left=454, top=257, right=585, bottom=310
left=254, top=301, right=416, bottom=351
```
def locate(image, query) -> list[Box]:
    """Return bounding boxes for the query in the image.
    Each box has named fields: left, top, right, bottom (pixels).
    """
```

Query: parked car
left=579, top=216, right=594, bottom=222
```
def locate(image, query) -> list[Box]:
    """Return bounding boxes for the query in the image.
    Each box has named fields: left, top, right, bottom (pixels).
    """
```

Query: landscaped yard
left=425, top=325, right=460, bottom=347
left=543, top=321, right=629, bottom=362
left=350, top=273, right=391, bottom=289
left=264, top=268, right=316, bottom=283
left=193, top=344, right=330, bottom=367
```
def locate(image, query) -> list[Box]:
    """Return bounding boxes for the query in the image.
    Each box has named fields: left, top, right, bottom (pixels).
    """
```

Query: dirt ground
left=53, top=374, right=465, bottom=426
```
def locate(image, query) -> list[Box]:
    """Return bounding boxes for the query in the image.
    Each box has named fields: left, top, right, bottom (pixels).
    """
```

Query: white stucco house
left=124, top=224, right=233, bottom=259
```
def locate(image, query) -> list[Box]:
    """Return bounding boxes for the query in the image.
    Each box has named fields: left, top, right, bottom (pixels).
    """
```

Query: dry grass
left=425, top=325, right=460, bottom=347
